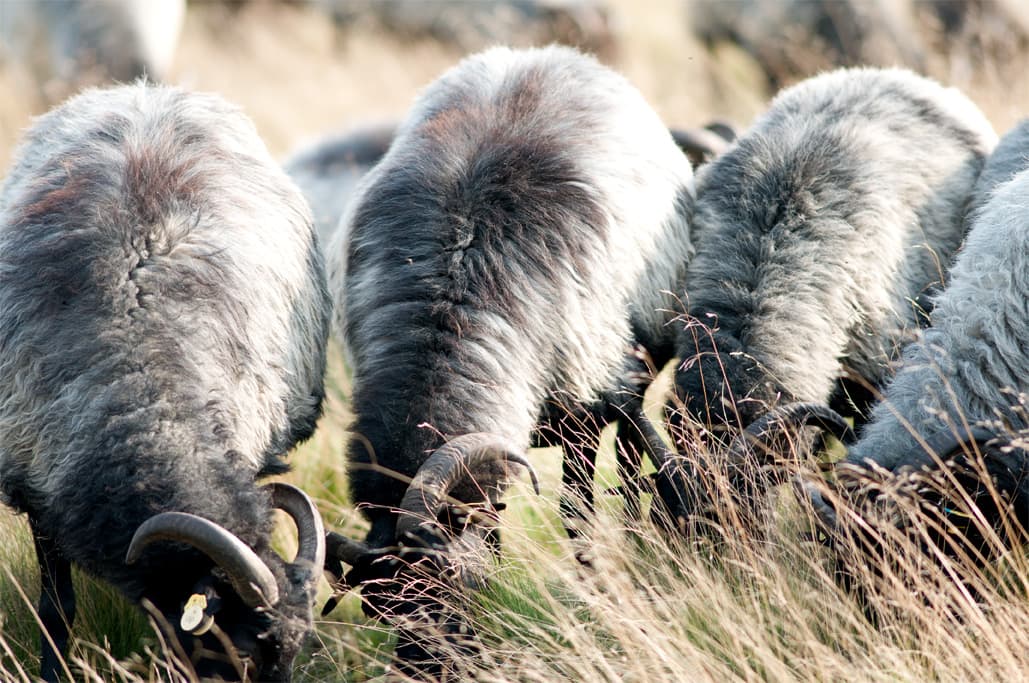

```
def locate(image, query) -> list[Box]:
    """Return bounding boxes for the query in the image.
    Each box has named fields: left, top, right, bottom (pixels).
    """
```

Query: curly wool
left=849, top=120, right=1029, bottom=469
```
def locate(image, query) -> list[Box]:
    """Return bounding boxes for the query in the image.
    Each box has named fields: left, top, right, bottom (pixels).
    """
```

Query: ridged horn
left=395, top=433, right=539, bottom=539
left=267, top=482, right=326, bottom=573
left=669, top=126, right=734, bottom=166
left=732, top=402, right=856, bottom=462
left=126, top=512, right=279, bottom=608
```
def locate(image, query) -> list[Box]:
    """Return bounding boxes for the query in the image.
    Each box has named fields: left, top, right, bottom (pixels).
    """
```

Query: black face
left=669, top=329, right=787, bottom=450
left=342, top=505, right=473, bottom=621
left=336, top=516, right=483, bottom=679
left=155, top=573, right=312, bottom=682
left=905, top=441, right=1029, bottom=561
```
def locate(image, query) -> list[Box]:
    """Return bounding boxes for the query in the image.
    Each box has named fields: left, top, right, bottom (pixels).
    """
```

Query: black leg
left=546, top=403, right=602, bottom=550
left=609, top=345, right=664, bottom=526
left=614, top=407, right=649, bottom=524
left=30, top=520, right=74, bottom=683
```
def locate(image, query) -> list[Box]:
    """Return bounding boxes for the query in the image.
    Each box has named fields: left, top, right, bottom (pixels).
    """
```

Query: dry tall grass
left=2, top=1, right=1029, bottom=681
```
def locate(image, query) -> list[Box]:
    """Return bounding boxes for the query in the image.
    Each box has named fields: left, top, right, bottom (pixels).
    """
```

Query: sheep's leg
left=31, top=520, right=74, bottom=683
left=609, top=346, right=661, bottom=525
left=613, top=405, right=647, bottom=524
left=546, top=404, right=602, bottom=555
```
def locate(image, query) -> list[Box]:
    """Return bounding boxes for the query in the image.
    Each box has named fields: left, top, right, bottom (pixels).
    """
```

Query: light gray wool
left=678, top=67, right=997, bottom=428
left=330, top=44, right=694, bottom=529
left=965, top=119, right=1029, bottom=219
left=848, top=126, right=1029, bottom=470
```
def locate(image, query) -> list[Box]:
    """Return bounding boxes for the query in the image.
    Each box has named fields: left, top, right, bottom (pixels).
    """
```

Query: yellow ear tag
left=181, top=593, right=214, bottom=635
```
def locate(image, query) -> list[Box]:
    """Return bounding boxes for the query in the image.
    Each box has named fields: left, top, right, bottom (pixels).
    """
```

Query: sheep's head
left=669, top=327, right=790, bottom=450
left=322, top=434, right=538, bottom=670
left=797, top=426, right=1029, bottom=590
left=636, top=401, right=855, bottom=535
left=126, top=483, right=324, bottom=681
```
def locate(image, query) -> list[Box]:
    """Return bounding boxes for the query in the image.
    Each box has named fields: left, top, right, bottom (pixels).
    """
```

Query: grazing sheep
left=283, top=122, right=396, bottom=246
left=0, top=83, right=330, bottom=681
left=0, top=0, right=184, bottom=104
left=324, top=44, right=695, bottom=670
left=649, top=68, right=997, bottom=528
left=312, top=0, right=616, bottom=62
left=801, top=118, right=1029, bottom=575
left=686, top=0, right=925, bottom=91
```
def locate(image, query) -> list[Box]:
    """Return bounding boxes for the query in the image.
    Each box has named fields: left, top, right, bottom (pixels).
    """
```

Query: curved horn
left=126, top=512, right=279, bottom=608
left=267, top=482, right=326, bottom=572
left=325, top=531, right=372, bottom=568
left=395, top=433, right=539, bottom=539
left=704, top=120, right=737, bottom=143
left=732, top=402, right=856, bottom=462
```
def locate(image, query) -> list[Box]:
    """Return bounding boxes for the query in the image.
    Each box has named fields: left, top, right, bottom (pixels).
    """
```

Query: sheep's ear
left=181, top=591, right=217, bottom=635
left=669, top=124, right=734, bottom=167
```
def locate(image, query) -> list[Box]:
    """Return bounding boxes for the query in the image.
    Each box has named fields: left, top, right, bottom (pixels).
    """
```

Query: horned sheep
left=802, top=119, right=1029, bottom=564
left=324, top=44, right=695, bottom=669
left=646, top=67, right=997, bottom=528
left=0, top=83, right=330, bottom=681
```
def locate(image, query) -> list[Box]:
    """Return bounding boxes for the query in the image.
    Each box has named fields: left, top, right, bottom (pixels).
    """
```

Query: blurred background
left=2, top=0, right=1029, bottom=174
left=3, top=3, right=1029, bottom=679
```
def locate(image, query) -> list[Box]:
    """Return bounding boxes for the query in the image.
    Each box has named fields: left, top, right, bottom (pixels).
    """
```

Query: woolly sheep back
left=0, top=81, right=330, bottom=679
left=677, top=67, right=997, bottom=430
left=331, top=44, right=695, bottom=537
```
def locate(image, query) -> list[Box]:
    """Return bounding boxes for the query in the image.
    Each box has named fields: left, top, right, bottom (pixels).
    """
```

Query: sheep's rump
left=0, top=83, right=329, bottom=588
left=333, top=45, right=694, bottom=511
left=682, top=67, right=997, bottom=412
